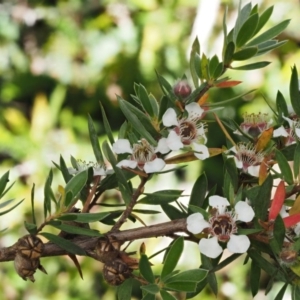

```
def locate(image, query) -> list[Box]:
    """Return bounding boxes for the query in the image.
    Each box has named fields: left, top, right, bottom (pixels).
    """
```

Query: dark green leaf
left=118, top=98, right=158, bottom=145
left=30, top=184, right=36, bottom=225
left=117, top=278, right=133, bottom=300
left=290, top=65, right=300, bottom=116
left=232, top=61, right=270, bottom=70
left=236, top=13, right=259, bottom=47
left=0, top=171, right=9, bottom=197
left=208, top=55, right=219, bottom=80
left=49, top=221, right=103, bottom=237
left=141, top=284, right=159, bottom=295
left=272, top=215, right=286, bottom=254
left=88, top=114, right=104, bottom=164
left=207, top=272, right=218, bottom=296
left=211, top=254, right=242, bottom=272
left=24, top=221, right=37, bottom=235
left=250, top=259, right=261, bottom=297
left=223, top=41, right=235, bottom=66
left=257, top=40, right=287, bottom=56
left=232, top=47, right=258, bottom=61
left=247, top=19, right=290, bottom=46
left=253, top=6, right=273, bottom=36
left=189, top=173, right=207, bottom=210
left=164, top=281, right=197, bottom=292
left=138, top=190, right=183, bottom=205
left=41, top=232, right=86, bottom=255
left=156, top=72, right=176, bottom=103
left=158, top=96, right=170, bottom=122
left=149, top=94, right=159, bottom=116
left=274, top=283, right=288, bottom=300
left=225, top=158, right=238, bottom=191
left=142, top=294, right=156, bottom=300
left=161, top=204, right=186, bottom=220
left=64, top=170, right=88, bottom=207
left=44, top=169, right=54, bottom=218
left=139, top=254, right=155, bottom=283
left=292, top=285, right=300, bottom=300
left=213, top=62, right=224, bottom=79
left=223, top=171, right=234, bottom=204
left=160, top=290, right=176, bottom=300
left=294, top=144, right=300, bottom=179
left=165, top=269, right=207, bottom=283
left=58, top=155, right=72, bottom=184
left=275, top=149, right=294, bottom=184
left=58, top=212, right=109, bottom=223
left=137, top=84, right=154, bottom=117
left=276, top=91, right=288, bottom=122
left=161, top=237, right=184, bottom=279
left=100, top=102, right=115, bottom=145
left=233, top=2, right=252, bottom=43
left=190, top=37, right=200, bottom=87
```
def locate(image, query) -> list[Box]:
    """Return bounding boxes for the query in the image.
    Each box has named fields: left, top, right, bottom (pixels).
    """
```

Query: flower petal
left=144, top=158, right=165, bottom=173
left=247, top=165, right=260, bottom=177
left=233, top=156, right=243, bottom=169
left=166, top=130, right=183, bottom=150
left=227, top=235, right=250, bottom=254
left=193, top=143, right=209, bottom=160
left=209, top=196, right=230, bottom=211
left=185, top=102, right=204, bottom=119
left=295, top=128, right=300, bottom=139
left=155, top=138, right=171, bottom=154
left=282, top=115, right=294, bottom=128
left=112, top=139, right=133, bottom=154
left=273, top=126, right=289, bottom=138
left=186, top=213, right=209, bottom=234
left=116, top=159, right=137, bottom=169
left=199, top=236, right=223, bottom=258
left=162, top=108, right=179, bottom=127
left=93, top=167, right=106, bottom=176
left=234, top=201, right=254, bottom=222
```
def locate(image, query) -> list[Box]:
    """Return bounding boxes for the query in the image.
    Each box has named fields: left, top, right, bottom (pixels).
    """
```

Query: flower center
left=209, top=213, right=237, bottom=242
left=131, top=139, right=156, bottom=169
left=236, top=142, right=264, bottom=171
left=177, top=120, right=197, bottom=145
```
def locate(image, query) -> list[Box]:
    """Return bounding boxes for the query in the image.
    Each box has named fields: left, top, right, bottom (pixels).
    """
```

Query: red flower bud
left=173, top=80, right=192, bottom=98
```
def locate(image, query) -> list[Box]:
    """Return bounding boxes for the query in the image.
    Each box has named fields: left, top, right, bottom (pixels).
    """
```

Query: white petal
left=166, top=130, right=183, bottom=150
left=279, top=206, right=289, bottom=218
left=248, top=165, right=260, bottom=177
left=234, top=201, right=255, bottom=222
left=155, top=138, right=171, bottom=154
left=209, top=196, right=230, bottom=209
left=294, top=223, right=300, bottom=236
left=227, top=235, right=250, bottom=254
left=162, top=108, right=179, bottom=127
left=199, top=236, right=223, bottom=258
left=144, top=158, right=165, bottom=173
left=295, top=128, right=300, bottom=138
left=193, top=143, right=209, bottom=160
left=229, top=146, right=237, bottom=154
left=112, top=139, right=133, bottom=154
left=186, top=213, right=209, bottom=234
left=273, top=126, right=289, bottom=138
left=185, top=103, right=204, bottom=119
left=68, top=167, right=78, bottom=175
left=282, top=115, right=294, bottom=128
left=93, top=167, right=106, bottom=176
left=116, top=159, right=137, bottom=169
left=233, top=156, right=243, bottom=169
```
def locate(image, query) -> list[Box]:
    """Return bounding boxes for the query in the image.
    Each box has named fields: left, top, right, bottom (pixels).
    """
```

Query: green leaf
left=212, top=62, right=224, bottom=79
left=225, top=158, right=238, bottom=191
left=160, top=290, right=176, bottom=300
left=272, top=215, right=286, bottom=254
left=275, top=149, right=294, bottom=185
left=276, top=91, right=288, bottom=122
left=253, top=6, right=273, bottom=36
left=138, top=190, right=183, bottom=205
left=156, top=72, right=176, bottom=103
left=118, top=98, right=158, bottom=145
left=190, top=37, right=200, bottom=87
left=100, top=102, right=115, bottom=145
left=64, top=170, right=88, bottom=207
left=142, top=294, right=156, bottom=300
left=30, top=184, right=36, bottom=225
left=158, top=96, right=170, bottom=122
left=208, top=55, right=219, bottom=80
left=49, top=221, right=103, bottom=237
left=223, top=41, right=235, bottom=66
left=141, top=284, right=159, bottom=295
left=161, top=237, right=184, bottom=279
left=24, top=221, right=37, bottom=235
left=58, top=212, right=109, bottom=223
left=117, top=278, right=133, bottom=300
left=41, top=232, right=86, bottom=255
left=232, top=61, right=270, bottom=70
left=0, top=171, right=9, bottom=197
left=207, top=272, right=218, bottom=296
left=44, top=169, right=54, bottom=218
left=88, top=114, right=104, bottom=164
left=137, top=84, right=154, bottom=117
left=164, top=281, right=197, bottom=292
left=211, top=254, right=242, bottom=272
left=223, top=171, right=234, bottom=204
left=292, top=285, right=300, bottom=300
left=250, top=259, right=261, bottom=297
left=247, top=19, right=290, bottom=46
left=58, top=155, right=72, bottom=184
left=139, top=254, right=155, bottom=283
left=236, top=13, right=259, bottom=48
left=294, top=144, right=300, bottom=179
left=233, top=2, right=252, bottom=43
left=232, top=47, right=258, bottom=61
left=149, top=94, right=159, bottom=116
left=189, top=173, right=207, bottom=210
left=165, top=269, right=208, bottom=284
left=257, top=40, right=287, bottom=56
left=161, top=204, right=186, bottom=220
left=274, top=283, right=288, bottom=300
left=290, top=65, right=300, bottom=116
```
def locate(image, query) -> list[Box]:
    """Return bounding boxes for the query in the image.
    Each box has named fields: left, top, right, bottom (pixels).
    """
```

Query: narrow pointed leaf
left=139, top=254, right=154, bottom=283
left=232, top=61, right=270, bottom=70
left=117, top=278, right=133, bottom=300
left=160, top=290, right=177, bottom=300
left=58, top=212, right=110, bottom=223
left=88, top=114, right=104, bottom=164
left=190, top=37, right=200, bottom=87
left=138, top=190, right=183, bottom=205
left=0, top=171, right=9, bottom=197
left=275, top=149, right=294, bottom=185
left=100, top=102, right=115, bottom=145
left=236, top=13, right=259, bottom=47
left=290, top=65, right=300, bottom=116
left=189, top=173, right=207, bottom=209
left=49, top=222, right=103, bottom=237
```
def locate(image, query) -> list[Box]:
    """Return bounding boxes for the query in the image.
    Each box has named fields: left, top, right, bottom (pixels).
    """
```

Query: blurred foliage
left=0, top=0, right=300, bottom=299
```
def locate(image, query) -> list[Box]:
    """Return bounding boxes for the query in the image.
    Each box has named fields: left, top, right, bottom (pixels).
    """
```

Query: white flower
left=229, top=142, right=265, bottom=177
left=68, top=160, right=107, bottom=176
left=112, top=138, right=166, bottom=173
left=187, top=196, right=254, bottom=258
left=161, top=103, right=209, bottom=160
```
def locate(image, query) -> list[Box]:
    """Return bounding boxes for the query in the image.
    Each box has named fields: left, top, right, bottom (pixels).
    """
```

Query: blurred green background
left=0, top=0, right=300, bottom=299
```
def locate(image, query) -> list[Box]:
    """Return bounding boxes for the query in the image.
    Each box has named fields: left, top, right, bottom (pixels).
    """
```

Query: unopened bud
left=173, top=80, right=192, bottom=98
